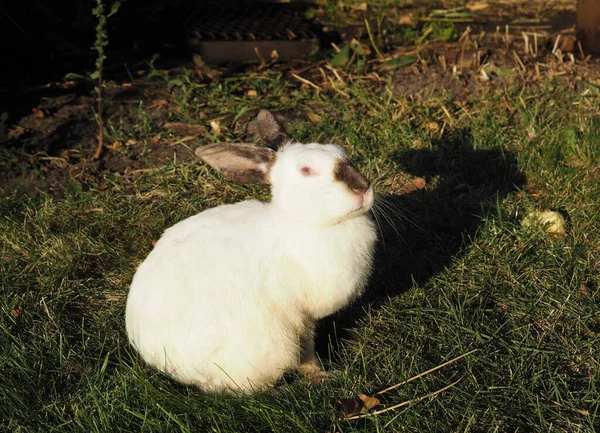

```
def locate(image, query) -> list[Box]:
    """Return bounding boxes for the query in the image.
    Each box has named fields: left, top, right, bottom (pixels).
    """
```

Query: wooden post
left=577, top=0, right=600, bottom=55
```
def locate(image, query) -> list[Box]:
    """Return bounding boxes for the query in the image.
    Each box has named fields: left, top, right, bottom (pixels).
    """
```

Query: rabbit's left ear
left=196, top=143, right=276, bottom=184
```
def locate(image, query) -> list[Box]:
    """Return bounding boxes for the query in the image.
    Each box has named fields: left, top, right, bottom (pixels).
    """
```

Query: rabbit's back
left=126, top=200, right=314, bottom=391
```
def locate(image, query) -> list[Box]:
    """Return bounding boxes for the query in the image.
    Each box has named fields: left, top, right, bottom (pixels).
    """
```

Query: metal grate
left=184, top=2, right=319, bottom=64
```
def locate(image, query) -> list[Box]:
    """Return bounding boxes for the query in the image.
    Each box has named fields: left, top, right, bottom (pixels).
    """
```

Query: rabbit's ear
left=196, top=143, right=276, bottom=184
left=257, top=110, right=294, bottom=150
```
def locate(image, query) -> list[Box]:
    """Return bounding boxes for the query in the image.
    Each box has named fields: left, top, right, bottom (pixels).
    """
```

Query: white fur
left=125, top=141, right=377, bottom=394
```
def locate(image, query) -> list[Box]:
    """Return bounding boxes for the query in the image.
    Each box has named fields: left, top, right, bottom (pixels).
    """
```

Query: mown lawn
left=1, top=1, right=599, bottom=432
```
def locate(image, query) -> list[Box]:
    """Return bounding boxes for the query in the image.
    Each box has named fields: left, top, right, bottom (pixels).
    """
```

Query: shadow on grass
left=316, top=128, right=526, bottom=360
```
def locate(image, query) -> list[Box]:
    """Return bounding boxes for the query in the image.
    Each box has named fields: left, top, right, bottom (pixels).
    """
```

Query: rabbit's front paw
left=298, top=361, right=328, bottom=383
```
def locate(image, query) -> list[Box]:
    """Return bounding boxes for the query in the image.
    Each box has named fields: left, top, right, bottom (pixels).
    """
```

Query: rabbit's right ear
left=196, top=143, right=276, bottom=185
left=257, top=110, right=294, bottom=150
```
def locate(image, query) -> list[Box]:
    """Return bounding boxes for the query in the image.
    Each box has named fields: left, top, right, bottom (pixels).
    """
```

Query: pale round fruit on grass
left=521, top=210, right=567, bottom=237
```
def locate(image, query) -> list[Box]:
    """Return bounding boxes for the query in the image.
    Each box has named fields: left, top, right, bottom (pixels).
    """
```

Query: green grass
left=2, top=3, right=600, bottom=432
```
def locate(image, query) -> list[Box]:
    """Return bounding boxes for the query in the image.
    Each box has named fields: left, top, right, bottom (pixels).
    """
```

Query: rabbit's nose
left=352, top=185, right=369, bottom=196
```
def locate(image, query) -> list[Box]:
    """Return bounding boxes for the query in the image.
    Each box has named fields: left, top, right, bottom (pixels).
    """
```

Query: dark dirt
left=1, top=1, right=597, bottom=196
left=0, top=75, right=197, bottom=195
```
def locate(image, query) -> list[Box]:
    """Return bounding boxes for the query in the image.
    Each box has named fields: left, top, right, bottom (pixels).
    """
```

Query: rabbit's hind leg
left=297, top=321, right=328, bottom=383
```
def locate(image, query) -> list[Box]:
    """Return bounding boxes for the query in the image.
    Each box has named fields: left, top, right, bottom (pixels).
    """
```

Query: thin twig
left=325, top=64, right=346, bottom=86
left=552, top=34, right=561, bottom=55
left=522, top=32, right=529, bottom=56
left=577, top=41, right=585, bottom=60
left=291, top=73, right=322, bottom=91
left=167, top=135, right=198, bottom=147
left=70, top=208, right=105, bottom=215
left=345, top=378, right=464, bottom=420
left=513, top=50, right=526, bottom=73
left=376, top=349, right=477, bottom=395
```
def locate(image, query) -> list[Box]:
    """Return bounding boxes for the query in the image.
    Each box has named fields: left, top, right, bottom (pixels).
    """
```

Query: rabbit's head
left=196, top=110, right=374, bottom=225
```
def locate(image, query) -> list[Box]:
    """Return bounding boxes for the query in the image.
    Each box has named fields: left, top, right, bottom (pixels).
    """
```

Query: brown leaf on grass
left=425, top=121, right=440, bottom=133
left=163, top=122, right=206, bottom=137
left=333, top=397, right=363, bottom=418
left=400, top=176, right=427, bottom=193
left=350, top=2, right=368, bottom=12
left=11, top=306, right=22, bottom=321
left=577, top=284, right=592, bottom=297
left=307, top=112, right=322, bottom=123
left=150, top=98, right=170, bottom=109
left=357, top=393, right=381, bottom=410
left=210, top=120, right=222, bottom=134
left=107, top=141, right=123, bottom=151
left=413, top=177, right=426, bottom=189
left=33, top=107, right=48, bottom=119
left=333, top=393, right=380, bottom=418
left=8, top=125, right=27, bottom=140
left=398, top=14, right=414, bottom=26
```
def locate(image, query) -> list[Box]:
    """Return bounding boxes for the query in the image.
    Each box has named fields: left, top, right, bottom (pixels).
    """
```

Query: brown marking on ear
left=195, top=143, right=276, bottom=184
left=334, top=159, right=370, bottom=194
left=257, top=110, right=293, bottom=150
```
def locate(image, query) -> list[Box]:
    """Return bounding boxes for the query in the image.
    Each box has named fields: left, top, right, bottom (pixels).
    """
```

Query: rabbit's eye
left=300, top=166, right=318, bottom=177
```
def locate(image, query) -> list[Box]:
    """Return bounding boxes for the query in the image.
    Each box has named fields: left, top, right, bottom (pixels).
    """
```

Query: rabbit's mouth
left=349, top=186, right=375, bottom=215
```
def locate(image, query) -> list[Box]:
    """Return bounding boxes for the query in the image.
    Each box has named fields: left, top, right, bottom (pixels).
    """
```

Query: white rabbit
left=125, top=110, right=377, bottom=394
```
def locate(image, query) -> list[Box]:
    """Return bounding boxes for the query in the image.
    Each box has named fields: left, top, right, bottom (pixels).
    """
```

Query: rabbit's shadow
left=315, top=128, right=525, bottom=360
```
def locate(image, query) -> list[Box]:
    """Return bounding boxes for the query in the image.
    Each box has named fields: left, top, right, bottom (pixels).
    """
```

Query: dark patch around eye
left=334, top=160, right=370, bottom=192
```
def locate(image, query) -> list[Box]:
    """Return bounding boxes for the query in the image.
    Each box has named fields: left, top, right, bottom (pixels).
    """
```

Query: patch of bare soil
left=0, top=77, right=200, bottom=195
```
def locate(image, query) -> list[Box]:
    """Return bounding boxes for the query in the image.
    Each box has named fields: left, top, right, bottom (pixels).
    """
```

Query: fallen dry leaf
left=577, top=284, right=592, bottom=297
left=425, top=121, right=440, bottom=133
left=107, top=141, right=123, bottom=151
left=8, top=125, right=27, bottom=140
left=350, top=2, right=368, bottom=12
left=357, top=393, right=381, bottom=411
left=163, top=122, right=205, bottom=137
left=11, top=306, right=22, bottom=320
left=334, top=397, right=363, bottom=418
left=246, top=90, right=258, bottom=97
left=307, top=112, right=322, bottom=123
left=33, top=107, right=48, bottom=119
left=398, top=14, right=414, bottom=26
left=334, top=393, right=381, bottom=418
left=210, top=120, right=222, bottom=134
left=151, top=99, right=170, bottom=108
left=413, top=177, right=426, bottom=190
